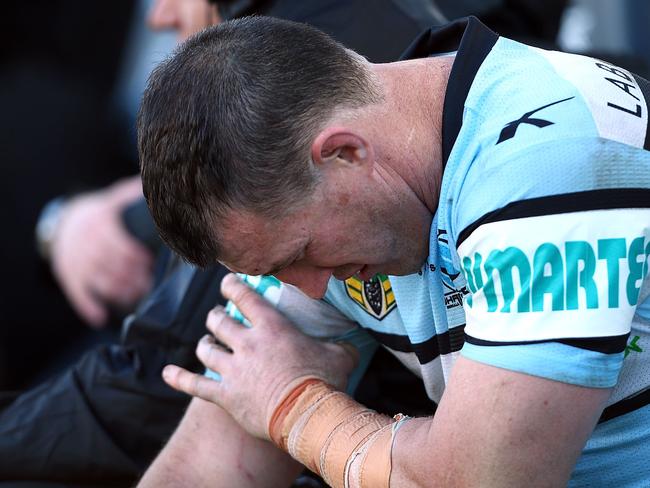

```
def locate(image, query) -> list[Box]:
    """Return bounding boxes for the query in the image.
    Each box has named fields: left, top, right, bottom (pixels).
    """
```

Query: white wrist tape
left=269, top=379, right=409, bottom=488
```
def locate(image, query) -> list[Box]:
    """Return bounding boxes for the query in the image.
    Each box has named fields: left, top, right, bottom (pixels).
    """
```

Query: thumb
left=106, top=176, right=143, bottom=206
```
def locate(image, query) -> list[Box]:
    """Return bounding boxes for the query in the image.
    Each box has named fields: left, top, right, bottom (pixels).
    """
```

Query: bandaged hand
left=162, top=272, right=358, bottom=440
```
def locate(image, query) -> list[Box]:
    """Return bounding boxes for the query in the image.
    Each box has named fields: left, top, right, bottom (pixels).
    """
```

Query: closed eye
left=264, top=251, right=302, bottom=277
left=264, top=239, right=312, bottom=277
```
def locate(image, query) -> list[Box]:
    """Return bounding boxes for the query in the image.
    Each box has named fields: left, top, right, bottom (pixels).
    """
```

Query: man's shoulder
left=463, top=39, right=649, bottom=154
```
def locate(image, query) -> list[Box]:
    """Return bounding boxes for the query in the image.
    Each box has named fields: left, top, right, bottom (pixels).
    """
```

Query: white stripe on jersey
left=533, top=47, right=648, bottom=148
left=458, top=208, right=650, bottom=342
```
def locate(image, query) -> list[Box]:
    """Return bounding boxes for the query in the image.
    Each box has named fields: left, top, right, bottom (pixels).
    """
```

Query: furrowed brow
left=263, top=247, right=306, bottom=277
left=264, top=257, right=295, bottom=277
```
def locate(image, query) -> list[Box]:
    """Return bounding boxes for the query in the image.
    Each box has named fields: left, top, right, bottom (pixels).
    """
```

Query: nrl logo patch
left=344, top=274, right=396, bottom=320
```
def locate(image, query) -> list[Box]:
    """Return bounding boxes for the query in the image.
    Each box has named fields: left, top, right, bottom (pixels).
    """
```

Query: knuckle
left=206, top=308, right=219, bottom=323
left=206, top=343, right=220, bottom=366
left=206, top=308, right=226, bottom=332
left=196, top=335, right=212, bottom=357
left=195, top=338, right=206, bottom=357
left=240, top=336, right=257, bottom=355
left=191, top=374, right=203, bottom=397
left=232, top=286, right=255, bottom=308
left=178, top=371, right=193, bottom=392
left=208, top=305, right=226, bottom=320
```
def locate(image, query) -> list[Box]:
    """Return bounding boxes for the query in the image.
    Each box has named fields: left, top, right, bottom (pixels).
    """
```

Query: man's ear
left=310, top=127, right=373, bottom=170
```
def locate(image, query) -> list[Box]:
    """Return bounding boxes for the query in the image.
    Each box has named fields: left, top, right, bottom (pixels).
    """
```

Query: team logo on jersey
left=344, top=274, right=396, bottom=320
left=496, top=96, right=574, bottom=144
left=437, top=229, right=469, bottom=310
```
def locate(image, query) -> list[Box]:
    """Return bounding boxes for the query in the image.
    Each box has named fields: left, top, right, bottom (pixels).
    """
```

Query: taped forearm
left=268, top=379, right=409, bottom=488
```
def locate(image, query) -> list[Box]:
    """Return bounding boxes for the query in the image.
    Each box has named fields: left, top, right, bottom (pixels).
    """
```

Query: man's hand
left=51, top=176, right=153, bottom=327
left=162, top=272, right=358, bottom=440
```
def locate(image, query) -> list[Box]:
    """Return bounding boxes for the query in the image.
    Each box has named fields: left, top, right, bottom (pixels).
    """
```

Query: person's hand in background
left=50, top=176, right=154, bottom=327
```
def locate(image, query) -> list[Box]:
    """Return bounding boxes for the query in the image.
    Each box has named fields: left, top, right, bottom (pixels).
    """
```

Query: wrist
left=35, top=197, right=68, bottom=260
left=268, top=378, right=409, bottom=488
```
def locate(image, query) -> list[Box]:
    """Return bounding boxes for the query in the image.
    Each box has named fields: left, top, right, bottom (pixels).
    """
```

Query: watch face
left=36, top=198, right=66, bottom=259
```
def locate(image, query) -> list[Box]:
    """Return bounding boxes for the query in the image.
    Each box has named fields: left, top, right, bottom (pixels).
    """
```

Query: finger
left=66, top=282, right=108, bottom=327
left=107, top=176, right=144, bottom=205
left=86, top=238, right=152, bottom=301
left=196, top=334, right=232, bottom=373
left=89, top=269, right=143, bottom=306
left=206, top=306, right=248, bottom=349
left=162, top=365, right=223, bottom=404
left=220, top=273, right=283, bottom=329
left=92, top=259, right=152, bottom=305
left=101, top=223, right=154, bottom=266
left=93, top=238, right=152, bottom=277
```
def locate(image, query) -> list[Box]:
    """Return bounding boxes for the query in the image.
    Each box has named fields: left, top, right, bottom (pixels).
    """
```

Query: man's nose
left=273, top=266, right=333, bottom=299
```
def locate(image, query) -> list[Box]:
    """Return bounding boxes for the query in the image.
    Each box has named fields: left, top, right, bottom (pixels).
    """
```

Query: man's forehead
left=217, top=212, right=267, bottom=259
left=220, top=208, right=275, bottom=242
left=217, top=209, right=309, bottom=272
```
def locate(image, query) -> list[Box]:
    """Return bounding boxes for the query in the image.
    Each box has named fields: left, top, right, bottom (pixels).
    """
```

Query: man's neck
left=369, top=56, right=453, bottom=214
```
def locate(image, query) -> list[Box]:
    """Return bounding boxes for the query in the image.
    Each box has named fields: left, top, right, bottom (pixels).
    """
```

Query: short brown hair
left=138, top=16, right=380, bottom=267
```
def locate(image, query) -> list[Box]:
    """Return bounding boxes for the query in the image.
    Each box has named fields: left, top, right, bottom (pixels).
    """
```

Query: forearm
left=269, top=383, right=455, bottom=488
left=388, top=417, right=439, bottom=487
left=269, top=379, right=410, bottom=488
left=389, top=358, right=608, bottom=488
left=267, top=371, right=598, bottom=488
left=139, top=398, right=302, bottom=488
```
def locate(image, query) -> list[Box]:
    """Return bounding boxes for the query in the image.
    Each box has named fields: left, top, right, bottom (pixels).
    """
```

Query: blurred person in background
left=32, top=0, right=570, bottom=345
left=36, top=0, right=443, bottom=335
left=0, top=0, right=177, bottom=389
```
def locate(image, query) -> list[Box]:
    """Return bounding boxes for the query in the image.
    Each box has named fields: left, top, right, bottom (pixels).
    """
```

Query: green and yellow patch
left=344, top=274, right=396, bottom=320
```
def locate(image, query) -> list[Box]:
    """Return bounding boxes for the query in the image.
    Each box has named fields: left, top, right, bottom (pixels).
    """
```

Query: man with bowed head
left=139, top=15, right=650, bottom=487
left=1, top=1, right=452, bottom=486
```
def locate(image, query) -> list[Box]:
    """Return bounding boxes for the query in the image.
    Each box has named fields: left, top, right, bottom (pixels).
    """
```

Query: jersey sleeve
left=454, top=142, right=650, bottom=388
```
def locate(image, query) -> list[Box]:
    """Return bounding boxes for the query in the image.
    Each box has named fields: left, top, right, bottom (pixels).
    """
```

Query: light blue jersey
left=328, top=16, right=650, bottom=486
left=230, top=17, right=650, bottom=486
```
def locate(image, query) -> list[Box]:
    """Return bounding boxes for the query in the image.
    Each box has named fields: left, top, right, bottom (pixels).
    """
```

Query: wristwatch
left=35, top=197, right=67, bottom=260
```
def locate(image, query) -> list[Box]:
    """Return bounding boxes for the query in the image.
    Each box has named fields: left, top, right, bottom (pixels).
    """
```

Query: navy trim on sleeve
left=367, top=324, right=465, bottom=364
left=600, top=389, right=650, bottom=423
left=465, top=332, right=629, bottom=355
left=457, top=188, right=650, bottom=247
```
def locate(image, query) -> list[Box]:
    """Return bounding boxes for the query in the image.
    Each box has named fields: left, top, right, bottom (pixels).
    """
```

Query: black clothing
left=0, top=255, right=227, bottom=485
left=0, top=0, right=138, bottom=389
